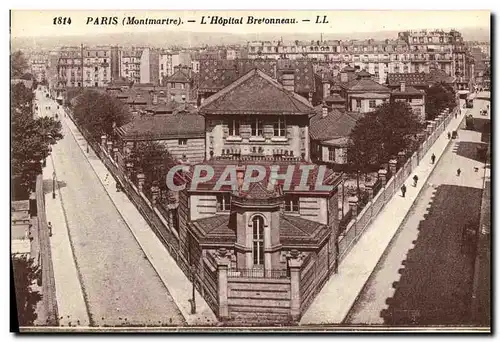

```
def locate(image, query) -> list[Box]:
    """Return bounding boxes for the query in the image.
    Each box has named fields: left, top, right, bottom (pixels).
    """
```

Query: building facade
left=120, top=48, right=142, bottom=83
left=246, top=30, right=473, bottom=86
left=139, top=48, right=160, bottom=85
left=29, top=54, right=48, bottom=83
left=57, top=46, right=112, bottom=88
left=175, top=68, right=342, bottom=324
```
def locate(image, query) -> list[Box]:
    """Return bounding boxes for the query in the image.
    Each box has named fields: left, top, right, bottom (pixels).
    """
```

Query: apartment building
left=57, top=46, right=112, bottom=88
left=246, top=30, right=472, bottom=86
left=121, top=48, right=142, bottom=83
left=159, top=51, right=192, bottom=82
left=29, top=54, right=48, bottom=83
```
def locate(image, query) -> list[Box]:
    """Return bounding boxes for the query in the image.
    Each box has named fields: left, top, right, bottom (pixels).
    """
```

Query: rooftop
left=116, top=111, right=204, bottom=141
left=310, top=109, right=363, bottom=142
left=189, top=213, right=329, bottom=246
left=199, top=68, right=315, bottom=116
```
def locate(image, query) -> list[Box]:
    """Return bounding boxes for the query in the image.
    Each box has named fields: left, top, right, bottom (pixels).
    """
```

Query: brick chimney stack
left=322, top=104, right=328, bottom=117
left=340, top=71, right=348, bottom=83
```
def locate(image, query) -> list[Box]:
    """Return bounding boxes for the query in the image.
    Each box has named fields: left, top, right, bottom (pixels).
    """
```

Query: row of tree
left=346, top=82, right=457, bottom=177
left=12, top=82, right=63, bottom=199
left=70, top=89, right=176, bottom=198
left=71, top=89, right=131, bottom=140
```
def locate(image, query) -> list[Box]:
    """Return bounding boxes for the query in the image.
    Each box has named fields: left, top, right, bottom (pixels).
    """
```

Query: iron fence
left=228, top=268, right=289, bottom=279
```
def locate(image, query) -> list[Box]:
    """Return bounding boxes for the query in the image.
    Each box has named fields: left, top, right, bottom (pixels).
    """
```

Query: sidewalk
left=300, top=108, right=467, bottom=325
left=43, top=156, right=90, bottom=327
left=62, top=114, right=217, bottom=326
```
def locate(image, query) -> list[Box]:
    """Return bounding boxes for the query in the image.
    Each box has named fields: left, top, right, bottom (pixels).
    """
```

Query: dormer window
left=284, top=195, right=299, bottom=213
left=217, top=193, right=231, bottom=212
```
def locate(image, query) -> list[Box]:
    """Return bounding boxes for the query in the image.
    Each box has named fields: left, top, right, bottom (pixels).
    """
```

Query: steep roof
left=347, top=78, right=391, bottom=93
left=324, top=94, right=346, bottom=103
left=116, top=112, right=204, bottom=141
left=189, top=213, right=329, bottom=246
left=280, top=215, right=329, bottom=246
left=391, top=85, right=425, bottom=96
left=310, top=109, right=363, bottom=142
left=165, top=69, right=191, bottom=83
left=199, top=68, right=315, bottom=116
left=189, top=215, right=236, bottom=244
left=197, top=58, right=316, bottom=94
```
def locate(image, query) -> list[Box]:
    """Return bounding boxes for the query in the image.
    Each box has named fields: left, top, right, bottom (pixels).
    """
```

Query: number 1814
left=53, top=17, right=72, bottom=25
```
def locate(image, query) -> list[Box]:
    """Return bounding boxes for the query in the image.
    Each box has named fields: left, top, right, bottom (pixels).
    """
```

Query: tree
left=11, top=83, right=63, bottom=199
left=12, top=255, right=42, bottom=326
left=425, top=82, right=456, bottom=120
left=72, top=90, right=131, bottom=140
left=347, top=101, right=423, bottom=173
left=11, top=51, right=29, bottom=78
left=129, top=139, right=176, bottom=185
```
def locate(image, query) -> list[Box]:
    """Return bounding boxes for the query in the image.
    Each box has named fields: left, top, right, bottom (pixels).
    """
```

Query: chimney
left=236, top=165, right=245, bottom=192
left=400, top=82, right=406, bottom=92
left=340, top=72, right=348, bottom=83
left=322, top=104, right=328, bottom=117
left=282, top=71, right=295, bottom=92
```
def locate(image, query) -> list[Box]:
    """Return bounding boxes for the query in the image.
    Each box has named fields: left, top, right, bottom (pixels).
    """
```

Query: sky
left=11, top=10, right=490, bottom=38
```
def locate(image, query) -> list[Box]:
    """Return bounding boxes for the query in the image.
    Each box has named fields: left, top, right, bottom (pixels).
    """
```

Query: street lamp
left=189, top=264, right=197, bottom=314
left=52, top=171, right=56, bottom=199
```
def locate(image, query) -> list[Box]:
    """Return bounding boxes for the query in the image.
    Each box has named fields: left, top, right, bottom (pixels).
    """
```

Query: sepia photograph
left=9, top=8, right=491, bottom=333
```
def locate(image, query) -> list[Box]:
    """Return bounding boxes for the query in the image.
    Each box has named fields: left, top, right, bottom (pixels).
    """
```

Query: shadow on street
left=42, top=179, right=67, bottom=194
left=452, top=141, right=488, bottom=163
left=381, top=184, right=482, bottom=326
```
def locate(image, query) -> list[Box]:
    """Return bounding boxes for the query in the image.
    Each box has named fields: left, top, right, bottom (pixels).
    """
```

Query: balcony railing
left=228, top=268, right=289, bottom=279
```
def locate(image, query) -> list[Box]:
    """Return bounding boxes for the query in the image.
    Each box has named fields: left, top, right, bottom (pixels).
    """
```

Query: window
left=251, top=118, right=263, bottom=136
left=161, top=64, right=164, bottom=70
left=170, top=82, right=175, bottom=88
left=252, top=216, right=264, bottom=266
left=284, top=196, right=299, bottom=212
left=229, top=119, right=240, bottom=136
left=369, top=100, right=377, bottom=108
left=217, top=193, right=231, bottom=211
left=178, top=138, right=187, bottom=145
left=103, top=59, right=107, bottom=63
left=273, top=117, right=286, bottom=137
left=328, top=147, right=336, bottom=162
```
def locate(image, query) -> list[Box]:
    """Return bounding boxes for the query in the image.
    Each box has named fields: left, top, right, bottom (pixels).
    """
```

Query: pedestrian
left=447, top=132, right=451, bottom=139
left=455, top=111, right=458, bottom=118
left=457, top=168, right=461, bottom=176
left=431, top=153, right=436, bottom=164
left=401, top=184, right=407, bottom=198
left=48, top=222, right=53, bottom=237
left=413, top=174, right=419, bottom=187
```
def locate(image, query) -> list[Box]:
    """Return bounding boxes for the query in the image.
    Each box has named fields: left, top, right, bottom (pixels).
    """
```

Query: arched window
left=252, top=216, right=264, bottom=266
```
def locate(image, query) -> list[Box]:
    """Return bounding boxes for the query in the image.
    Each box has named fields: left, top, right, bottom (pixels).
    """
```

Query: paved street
left=345, top=96, right=490, bottom=325
left=36, top=89, right=185, bottom=327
